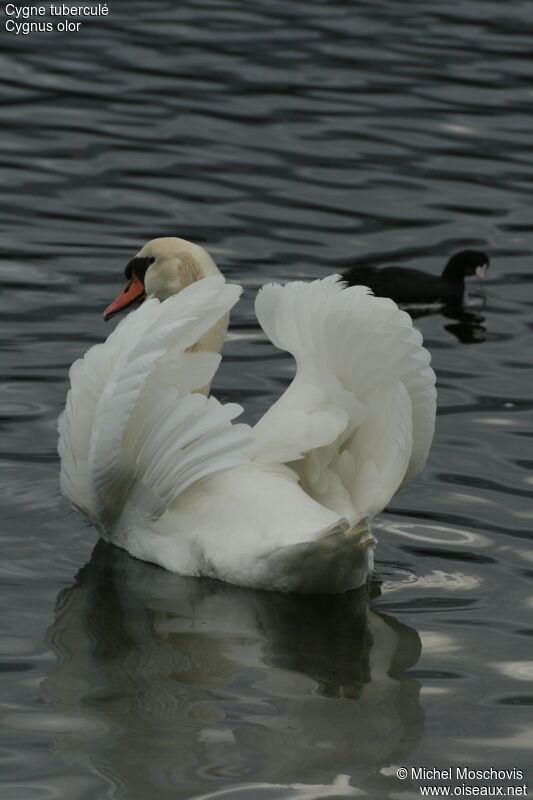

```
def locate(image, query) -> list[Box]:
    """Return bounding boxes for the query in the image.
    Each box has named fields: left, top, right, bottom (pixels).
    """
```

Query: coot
left=342, top=250, right=489, bottom=305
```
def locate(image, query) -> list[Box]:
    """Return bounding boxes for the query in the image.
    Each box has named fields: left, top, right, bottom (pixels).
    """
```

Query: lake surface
left=1, top=1, right=532, bottom=798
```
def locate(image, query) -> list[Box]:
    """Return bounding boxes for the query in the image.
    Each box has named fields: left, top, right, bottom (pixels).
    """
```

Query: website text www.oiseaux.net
left=396, top=767, right=528, bottom=797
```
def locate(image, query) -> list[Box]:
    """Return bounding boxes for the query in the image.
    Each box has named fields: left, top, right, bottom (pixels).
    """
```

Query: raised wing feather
left=58, top=277, right=252, bottom=525
left=253, top=275, right=436, bottom=519
left=58, top=297, right=162, bottom=517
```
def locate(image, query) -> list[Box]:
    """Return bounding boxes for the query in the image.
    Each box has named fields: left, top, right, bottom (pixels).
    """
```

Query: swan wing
left=58, top=295, right=160, bottom=518
left=58, top=276, right=252, bottom=524
left=252, top=275, right=436, bottom=519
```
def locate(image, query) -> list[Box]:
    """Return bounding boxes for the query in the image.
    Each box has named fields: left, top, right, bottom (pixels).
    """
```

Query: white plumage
left=58, top=238, right=436, bottom=593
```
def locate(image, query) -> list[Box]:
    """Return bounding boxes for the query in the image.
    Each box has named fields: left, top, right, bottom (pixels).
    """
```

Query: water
left=1, top=0, right=532, bottom=797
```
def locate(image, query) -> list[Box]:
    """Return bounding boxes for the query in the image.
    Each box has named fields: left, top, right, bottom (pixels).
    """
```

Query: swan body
left=58, top=238, right=436, bottom=593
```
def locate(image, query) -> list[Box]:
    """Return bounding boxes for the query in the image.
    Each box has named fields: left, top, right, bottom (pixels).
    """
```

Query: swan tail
left=58, top=276, right=252, bottom=524
left=255, top=515, right=375, bottom=593
left=252, top=275, right=436, bottom=519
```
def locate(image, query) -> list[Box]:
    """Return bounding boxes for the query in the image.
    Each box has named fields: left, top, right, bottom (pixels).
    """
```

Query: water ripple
left=1, top=0, right=532, bottom=797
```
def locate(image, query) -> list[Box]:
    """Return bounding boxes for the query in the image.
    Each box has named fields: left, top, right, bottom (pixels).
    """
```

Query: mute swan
left=342, top=249, right=489, bottom=306
left=58, top=237, right=436, bottom=593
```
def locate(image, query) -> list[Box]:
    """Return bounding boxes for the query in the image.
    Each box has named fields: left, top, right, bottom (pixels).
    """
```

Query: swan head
left=103, top=237, right=221, bottom=320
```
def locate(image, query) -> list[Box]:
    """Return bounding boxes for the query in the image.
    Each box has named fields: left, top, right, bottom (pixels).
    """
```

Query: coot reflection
left=412, top=305, right=488, bottom=345
left=42, top=542, right=423, bottom=799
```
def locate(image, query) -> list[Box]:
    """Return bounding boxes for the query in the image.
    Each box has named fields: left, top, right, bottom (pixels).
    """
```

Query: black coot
left=342, top=250, right=489, bottom=305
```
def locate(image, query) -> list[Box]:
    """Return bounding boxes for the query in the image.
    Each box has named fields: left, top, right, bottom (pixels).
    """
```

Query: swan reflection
left=43, top=542, right=423, bottom=798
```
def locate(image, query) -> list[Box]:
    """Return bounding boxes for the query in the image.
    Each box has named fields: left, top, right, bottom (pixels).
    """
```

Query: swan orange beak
left=103, top=274, right=146, bottom=320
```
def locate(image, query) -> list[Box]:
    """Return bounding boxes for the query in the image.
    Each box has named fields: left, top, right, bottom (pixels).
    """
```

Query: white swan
left=58, top=237, right=436, bottom=593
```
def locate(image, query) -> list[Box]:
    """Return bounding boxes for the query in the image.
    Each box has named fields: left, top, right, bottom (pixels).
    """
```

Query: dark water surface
left=1, top=1, right=532, bottom=798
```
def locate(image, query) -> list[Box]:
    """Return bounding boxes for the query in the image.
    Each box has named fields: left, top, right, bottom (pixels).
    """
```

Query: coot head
left=442, top=250, right=490, bottom=282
